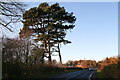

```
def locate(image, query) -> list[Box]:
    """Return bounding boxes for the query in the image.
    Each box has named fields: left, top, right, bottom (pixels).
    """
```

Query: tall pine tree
left=20, top=2, right=76, bottom=64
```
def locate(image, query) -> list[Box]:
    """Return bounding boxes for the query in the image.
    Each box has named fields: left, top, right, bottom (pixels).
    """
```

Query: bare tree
left=0, top=0, right=26, bottom=32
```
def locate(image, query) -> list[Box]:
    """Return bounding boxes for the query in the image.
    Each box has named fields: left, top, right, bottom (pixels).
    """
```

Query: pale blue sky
left=5, top=2, right=118, bottom=63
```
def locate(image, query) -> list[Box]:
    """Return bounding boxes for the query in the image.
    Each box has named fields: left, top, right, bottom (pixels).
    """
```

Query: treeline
left=64, top=60, right=97, bottom=68
left=98, top=56, right=119, bottom=78
left=98, top=57, right=118, bottom=70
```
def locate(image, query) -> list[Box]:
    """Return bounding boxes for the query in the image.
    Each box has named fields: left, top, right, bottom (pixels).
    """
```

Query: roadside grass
left=96, top=70, right=105, bottom=80
left=28, top=69, right=81, bottom=78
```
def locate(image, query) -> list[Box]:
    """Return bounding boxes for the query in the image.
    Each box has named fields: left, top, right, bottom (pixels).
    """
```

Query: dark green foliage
left=2, top=61, right=65, bottom=78
left=102, top=64, right=118, bottom=78
left=2, top=62, right=23, bottom=78
left=20, top=2, right=76, bottom=64
left=97, top=57, right=119, bottom=79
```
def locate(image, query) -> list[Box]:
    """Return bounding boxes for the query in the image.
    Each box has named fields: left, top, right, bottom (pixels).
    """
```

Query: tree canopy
left=20, top=2, right=76, bottom=64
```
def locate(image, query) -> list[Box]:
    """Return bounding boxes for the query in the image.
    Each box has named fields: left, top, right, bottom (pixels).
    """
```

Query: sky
left=3, top=2, right=118, bottom=63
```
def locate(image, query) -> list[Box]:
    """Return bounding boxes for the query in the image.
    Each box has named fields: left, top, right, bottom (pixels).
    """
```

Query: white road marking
left=88, top=71, right=94, bottom=80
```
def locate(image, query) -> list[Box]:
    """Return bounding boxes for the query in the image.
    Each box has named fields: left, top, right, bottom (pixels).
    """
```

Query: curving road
left=49, top=69, right=96, bottom=80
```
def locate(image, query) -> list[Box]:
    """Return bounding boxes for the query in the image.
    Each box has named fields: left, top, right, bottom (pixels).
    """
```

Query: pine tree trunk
left=48, top=41, right=52, bottom=65
left=42, top=42, right=48, bottom=64
left=41, top=53, right=44, bottom=64
left=58, top=43, right=62, bottom=64
left=47, top=15, right=52, bottom=65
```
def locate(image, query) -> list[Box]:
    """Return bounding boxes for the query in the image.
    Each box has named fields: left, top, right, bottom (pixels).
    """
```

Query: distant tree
left=98, top=57, right=118, bottom=70
left=65, top=59, right=97, bottom=68
left=72, top=60, right=78, bottom=66
left=66, top=60, right=73, bottom=66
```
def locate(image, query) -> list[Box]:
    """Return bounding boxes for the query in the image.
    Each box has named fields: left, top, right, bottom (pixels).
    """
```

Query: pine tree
left=20, top=2, right=76, bottom=64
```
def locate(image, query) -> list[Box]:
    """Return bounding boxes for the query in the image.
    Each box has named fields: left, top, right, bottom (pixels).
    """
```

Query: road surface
left=49, top=69, right=96, bottom=80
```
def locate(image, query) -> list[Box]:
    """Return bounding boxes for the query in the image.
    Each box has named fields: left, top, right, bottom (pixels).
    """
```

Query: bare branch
left=0, top=0, right=26, bottom=32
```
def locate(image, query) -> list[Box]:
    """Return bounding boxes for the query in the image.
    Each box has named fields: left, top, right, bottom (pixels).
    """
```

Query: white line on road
left=88, top=71, right=94, bottom=80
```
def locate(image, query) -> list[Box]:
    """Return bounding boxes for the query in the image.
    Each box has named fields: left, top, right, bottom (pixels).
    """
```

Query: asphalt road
left=49, top=69, right=96, bottom=80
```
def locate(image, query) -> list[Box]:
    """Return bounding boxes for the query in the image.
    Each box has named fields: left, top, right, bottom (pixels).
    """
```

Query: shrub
left=2, top=62, right=23, bottom=78
left=102, top=64, right=118, bottom=78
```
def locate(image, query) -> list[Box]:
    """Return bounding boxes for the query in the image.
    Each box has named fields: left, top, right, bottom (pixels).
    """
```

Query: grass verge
left=96, top=70, right=105, bottom=80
